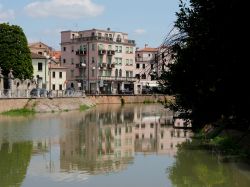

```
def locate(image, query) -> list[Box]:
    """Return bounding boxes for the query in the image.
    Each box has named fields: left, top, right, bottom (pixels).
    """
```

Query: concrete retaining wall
left=0, top=95, right=173, bottom=113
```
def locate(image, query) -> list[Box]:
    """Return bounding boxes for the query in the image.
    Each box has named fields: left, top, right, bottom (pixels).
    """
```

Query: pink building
left=61, top=28, right=137, bottom=94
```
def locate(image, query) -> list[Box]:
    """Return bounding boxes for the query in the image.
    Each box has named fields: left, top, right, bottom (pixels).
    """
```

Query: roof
left=50, top=51, right=61, bottom=60
left=31, top=52, right=46, bottom=59
left=49, top=64, right=68, bottom=69
left=137, top=47, right=158, bottom=52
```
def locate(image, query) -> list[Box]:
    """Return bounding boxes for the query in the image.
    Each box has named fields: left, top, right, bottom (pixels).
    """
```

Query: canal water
left=0, top=104, right=249, bottom=187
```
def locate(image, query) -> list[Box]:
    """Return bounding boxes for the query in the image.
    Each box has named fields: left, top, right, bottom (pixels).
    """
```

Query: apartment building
left=135, top=45, right=159, bottom=94
left=60, top=28, right=136, bottom=94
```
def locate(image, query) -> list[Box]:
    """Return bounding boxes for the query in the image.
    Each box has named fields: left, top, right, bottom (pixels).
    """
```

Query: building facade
left=31, top=52, right=49, bottom=89
left=60, top=28, right=137, bottom=94
left=134, top=46, right=159, bottom=94
left=49, top=65, right=67, bottom=91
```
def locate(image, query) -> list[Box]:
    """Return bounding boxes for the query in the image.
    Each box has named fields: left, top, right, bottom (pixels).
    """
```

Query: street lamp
left=81, top=62, right=86, bottom=90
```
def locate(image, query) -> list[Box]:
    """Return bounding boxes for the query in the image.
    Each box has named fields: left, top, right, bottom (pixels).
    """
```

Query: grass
left=1, top=108, right=35, bottom=116
left=79, top=104, right=90, bottom=111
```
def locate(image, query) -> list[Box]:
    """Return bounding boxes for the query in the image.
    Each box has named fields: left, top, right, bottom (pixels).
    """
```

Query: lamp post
left=81, top=62, right=86, bottom=90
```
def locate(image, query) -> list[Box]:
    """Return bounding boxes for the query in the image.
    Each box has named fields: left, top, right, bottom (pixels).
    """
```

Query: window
left=71, top=46, right=74, bottom=52
left=136, top=64, right=140, bottom=69
left=92, top=44, right=95, bottom=51
left=52, top=84, right=55, bottom=90
left=108, top=45, right=112, bottom=50
left=92, top=57, right=95, bottom=63
left=38, top=63, right=43, bottom=71
left=126, top=71, right=129, bottom=77
left=71, top=58, right=74, bottom=64
left=92, top=69, right=95, bottom=77
left=98, top=44, right=103, bottom=50
left=129, top=47, right=133, bottom=53
left=115, top=69, right=118, bottom=77
left=129, top=59, right=133, bottom=65
left=52, top=72, right=55, bottom=78
left=119, top=46, right=122, bottom=53
left=135, top=74, right=140, bottom=79
left=119, top=69, right=122, bottom=77
left=63, top=59, right=66, bottom=63
left=59, top=72, right=62, bottom=78
left=126, top=59, right=129, bottom=65
left=142, top=73, right=146, bottom=79
left=143, top=64, right=145, bottom=69
left=63, top=47, right=66, bottom=51
left=126, top=47, right=129, bottom=53
left=59, top=84, right=62, bottom=90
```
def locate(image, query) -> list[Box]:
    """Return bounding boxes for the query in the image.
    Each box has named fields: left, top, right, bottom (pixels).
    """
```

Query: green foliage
left=0, top=23, right=33, bottom=79
left=0, top=142, right=33, bottom=187
left=160, top=0, right=249, bottom=129
left=80, top=104, right=90, bottom=111
left=1, top=108, right=35, bottom=116
left=210, top=136, right=240, bottom=154
left=168, top=141, right=250, bottom=187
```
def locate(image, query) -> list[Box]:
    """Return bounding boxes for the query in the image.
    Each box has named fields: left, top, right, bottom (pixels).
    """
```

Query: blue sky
left=0, top=0, right=180, bottom=50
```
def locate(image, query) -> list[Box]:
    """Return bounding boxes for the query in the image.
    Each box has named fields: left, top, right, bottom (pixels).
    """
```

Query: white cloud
left=24, top=0, right=104, bottom=19
left=0, top=4, right=15, bottom=21
left=134, top=29, right=146, bottom=35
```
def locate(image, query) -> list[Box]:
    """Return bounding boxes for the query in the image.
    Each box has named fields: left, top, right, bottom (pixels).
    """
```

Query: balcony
left=98, top=49, right=106, bottom=55
left=99, top=76, right=137, bottom=82
left=75, top=63, right=86, bottom=68
left=76, top=50, right=87, bottom=55
left=107, top=50, right=115, bottom=56
left=116, top=38, right=122, bottom=43
left=106, top=63, right=115, bottom=69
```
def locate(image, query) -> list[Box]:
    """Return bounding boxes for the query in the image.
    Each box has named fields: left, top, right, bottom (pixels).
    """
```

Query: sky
left=0, top=0, right=180, bottom=50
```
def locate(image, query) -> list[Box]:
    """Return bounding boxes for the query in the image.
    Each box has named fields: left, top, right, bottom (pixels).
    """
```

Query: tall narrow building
left=61, top=28, right=136, bottom=94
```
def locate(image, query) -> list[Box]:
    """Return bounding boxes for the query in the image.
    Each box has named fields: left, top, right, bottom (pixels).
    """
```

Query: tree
left=0, top=23, right=33, bottom=80
left=160, top=0, right=249, bottom=129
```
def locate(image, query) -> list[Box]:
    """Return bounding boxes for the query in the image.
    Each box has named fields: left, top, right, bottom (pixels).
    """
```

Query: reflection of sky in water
left=25, top=145, right=90, bottom=185
left=24, top=142, right=175, bottom=187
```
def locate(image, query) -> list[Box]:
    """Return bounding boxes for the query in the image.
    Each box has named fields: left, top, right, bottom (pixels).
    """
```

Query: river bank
left=0, top=95, right=173, bottom=113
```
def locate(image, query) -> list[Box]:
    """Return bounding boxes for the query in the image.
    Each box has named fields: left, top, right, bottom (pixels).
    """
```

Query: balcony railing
left=107, top=50, right=115, bottom=56
left=98, top=49, right=106, bottom=55
left=135, top=57, right=157, bottom=62
left=69, top=36, right=135, bottom=45
left=99, top=76, right=137, bottom=82
left=76, top=50, right=87, bottom=55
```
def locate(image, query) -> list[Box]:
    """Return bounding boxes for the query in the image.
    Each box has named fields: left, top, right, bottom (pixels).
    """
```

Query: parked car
left=120, top=89, right=133, bottom=94
left=30, top=88, right=48, bottom=97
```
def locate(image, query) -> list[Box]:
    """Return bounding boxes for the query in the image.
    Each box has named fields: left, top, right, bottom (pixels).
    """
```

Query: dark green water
left=0, top=104, right=249, bottom=187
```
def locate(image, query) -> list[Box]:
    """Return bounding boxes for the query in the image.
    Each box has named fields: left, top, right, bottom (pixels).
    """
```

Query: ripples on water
left=0, top=104, right=249, bottom=187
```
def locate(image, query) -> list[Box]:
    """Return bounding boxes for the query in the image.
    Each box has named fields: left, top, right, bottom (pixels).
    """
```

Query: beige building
left=29, top=42, right=53, bottom=56
left=49, top=65, right=67, bottom=91
left=60, top=28, right=137, bottom=94
left=135, top=46, right=159, bottom=94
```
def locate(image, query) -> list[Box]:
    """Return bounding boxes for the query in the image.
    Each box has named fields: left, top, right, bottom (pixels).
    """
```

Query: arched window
left=115, top=69, right=118, bottom=77
left=119, top=69, right=122, bottom=77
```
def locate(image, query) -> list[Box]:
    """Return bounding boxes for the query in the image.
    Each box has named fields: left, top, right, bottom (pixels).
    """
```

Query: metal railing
left=0, top=89, right=86, bottom=98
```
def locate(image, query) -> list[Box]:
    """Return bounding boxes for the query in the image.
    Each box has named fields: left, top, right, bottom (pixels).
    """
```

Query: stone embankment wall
left=0, top=95, right=173, bottom=113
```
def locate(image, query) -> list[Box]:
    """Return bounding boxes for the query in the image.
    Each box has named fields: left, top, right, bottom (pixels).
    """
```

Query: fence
left=0, top=89, right=86, bottom=98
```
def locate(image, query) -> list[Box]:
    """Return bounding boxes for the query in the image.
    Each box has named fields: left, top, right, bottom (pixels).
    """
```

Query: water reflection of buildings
left=60, top=104, right=193, bottom=174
